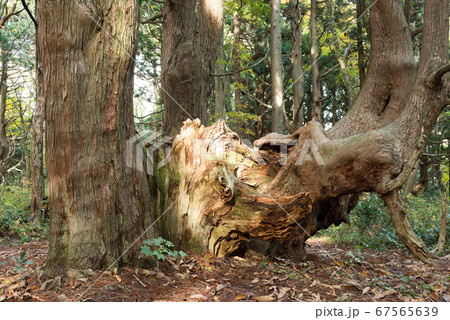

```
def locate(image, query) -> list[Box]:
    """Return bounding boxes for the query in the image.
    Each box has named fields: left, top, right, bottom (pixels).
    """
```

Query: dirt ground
left=0, top=237, right=448, bottom=302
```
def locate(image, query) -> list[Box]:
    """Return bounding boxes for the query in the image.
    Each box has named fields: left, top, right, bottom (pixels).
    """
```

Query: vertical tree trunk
left=404, top=0, right=411, bottom=24
left=270, top=0, right=285, bottom=133
left=161, top=0, right=224, bottom=137
left=233, top=11, right=241, bottom=111
left=310, top=0, right=322, bottom=123
left=431, top=192, right=447, bottom=256
left=30, top=6, right=45, bottom=226
left=232, top=9, right=246, bottom=137
left=0, top=33, right=8, bottom=180
left=419, top=158, right=428, bottom=191
left=289, top=0, right=304, bottom=130
left=39, top=0, right=155, bottom=269
left=214, top=31, right=225, bottom=119
left=403, top=160, right=419, bottom=197
left=356, top=0, right=366, bottom=87
left=328, top=1, right=354, bottom=104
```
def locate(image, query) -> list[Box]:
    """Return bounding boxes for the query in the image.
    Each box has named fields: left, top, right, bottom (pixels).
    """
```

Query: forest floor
left=0, top=237, right=448, bottom=302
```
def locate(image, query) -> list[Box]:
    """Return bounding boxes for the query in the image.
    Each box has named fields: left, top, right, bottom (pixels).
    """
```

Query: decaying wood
left=155, top=0, right=449, bottom=263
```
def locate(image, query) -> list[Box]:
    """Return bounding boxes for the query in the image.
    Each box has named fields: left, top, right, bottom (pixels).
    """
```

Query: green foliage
left=0, top=185, right=48, bottom=243
left=211, top=111, right=259, bottom=138
left=14, top=249, right=33, bottom=271
left=405, top=192, right=449, bottom=250
left=318, top=192, right=449, bottom=253
left=140, top=237, right=187, bottom=261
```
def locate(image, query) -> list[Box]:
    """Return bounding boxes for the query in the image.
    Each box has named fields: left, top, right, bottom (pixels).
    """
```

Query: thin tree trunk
left=403, top=159, right=419, bottom=198
left=419, top=158, right=429, bottom=191
left=30, top=8, right=45, bottom=227
left=0, top=32, right=9, bottom=180
left=356, top=0, right=366, bottom=86
left=289, top=0, right=304, bottom=131
left=214, top=31, right=225, bottom=119
left=233, top=11, right=241, bottom=111
left=328, top=1, right=354, bottom=104
left=430, top=192, right=447, bottom=256
left=310, top=0, right=322, bottom=124
left=270, top=0, right=285, bottom=133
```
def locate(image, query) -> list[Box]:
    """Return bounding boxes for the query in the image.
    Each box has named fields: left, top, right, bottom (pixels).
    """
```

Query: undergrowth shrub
left=318, top=192, right=449, bottom=254
left=0, top=185, right=48, bottom=243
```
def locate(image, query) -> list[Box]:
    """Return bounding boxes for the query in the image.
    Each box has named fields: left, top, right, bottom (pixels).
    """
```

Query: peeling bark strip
left=39, top=0, right=155, bottom=269
left=157, top=0, right=449, bottom=262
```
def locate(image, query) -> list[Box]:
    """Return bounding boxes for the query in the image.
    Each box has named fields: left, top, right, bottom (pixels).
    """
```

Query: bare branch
left=410, top=25, right=423, bottom=38
left=20, top=0, right=37, bottom=27
left=241, top=88, right=271, bottom=109
left=140, top=13, right=163, bottom=25
left=0, top=0, right=20, bottom=29
left=430, top=63, right=450, bottom=84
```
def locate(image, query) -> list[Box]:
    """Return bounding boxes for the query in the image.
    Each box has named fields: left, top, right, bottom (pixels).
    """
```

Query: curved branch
left=241, top=88, right=271, bottom=109
left=430, top=63, right=450, bottom=85
left=0, top=1, right=22, bottom=29
left=382, top=191, right=433, bottom=265
left=410, top=25, right=423, bottom=38
left=20, top=0, right=36, bottom=27
left=140, top=13, right=163, bottom=25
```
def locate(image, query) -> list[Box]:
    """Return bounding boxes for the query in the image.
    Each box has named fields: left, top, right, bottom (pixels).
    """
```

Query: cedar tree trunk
left=39, top=0, right=155, bottom=269
left=161, top=0, right=224, bottom=137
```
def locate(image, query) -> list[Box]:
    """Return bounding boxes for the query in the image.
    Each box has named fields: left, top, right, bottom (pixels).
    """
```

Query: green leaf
left=140, top=245, right=153, bottom=257
left=154, top=252, right=166, bottom=261
left=19, top=250, right=26, bottom=263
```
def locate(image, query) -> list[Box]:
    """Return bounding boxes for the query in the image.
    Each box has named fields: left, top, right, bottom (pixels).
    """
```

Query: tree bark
left=418, top=157, right=429, bottom=191
left=431, top=192, right=447, bottom=256
left=403, top=160, right=419, bottom=197
left=233, top=11, right=241, bottom=111
left=161, top=0, right=224, bottom=137
left=39, top=0, right=156, bottom=269
left=270, top=0, right=285, bottom=133
left=310, top=0, right=322, bottom=124
left=328, top=1, right=354, bottom=104
left=0, top=31, right=9, bottom=180
left=214, top=30, right=226, bottom=120
left=30, top=3, right=45, bottom=227
left=288, top=0, right=304, bottom=132
left=356, top=0, right=366, bottom=87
